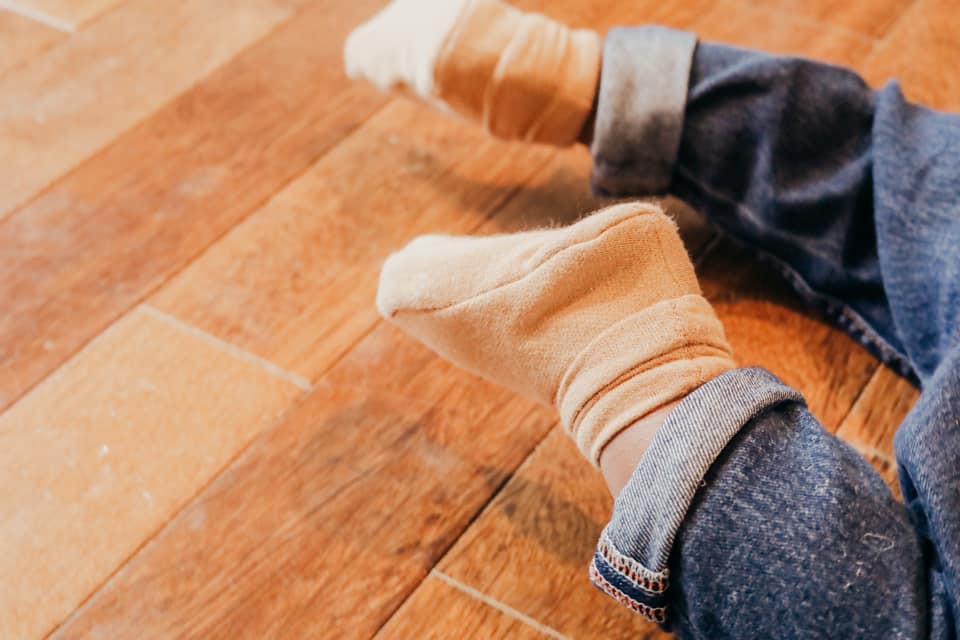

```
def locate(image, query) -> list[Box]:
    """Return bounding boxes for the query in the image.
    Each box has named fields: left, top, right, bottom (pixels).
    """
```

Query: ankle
left=599, top=400, right=679, bottom=496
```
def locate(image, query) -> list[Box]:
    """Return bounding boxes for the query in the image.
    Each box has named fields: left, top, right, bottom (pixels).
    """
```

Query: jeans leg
left=591, top=367, right=956, bottom=638
left=893, top=346, right=960, bottom=635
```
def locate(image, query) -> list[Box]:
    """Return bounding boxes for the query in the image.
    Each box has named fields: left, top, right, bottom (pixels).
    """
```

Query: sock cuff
left=433, top=0, right=600, bottom=145
left=558, top=295, right=736, bottom=465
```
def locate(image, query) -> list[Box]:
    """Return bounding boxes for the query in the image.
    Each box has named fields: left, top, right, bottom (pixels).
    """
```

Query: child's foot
left=345, top=0, right=601, bottom=145
left=377, top=203, right=736, bottom=465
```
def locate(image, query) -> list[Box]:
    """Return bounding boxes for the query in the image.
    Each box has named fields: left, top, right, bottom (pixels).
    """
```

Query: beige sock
left=432, top=0, right=600, bottom=144
left=344, top=0, right=600, bottom=145
left=377, top=203, right=737, bottom=465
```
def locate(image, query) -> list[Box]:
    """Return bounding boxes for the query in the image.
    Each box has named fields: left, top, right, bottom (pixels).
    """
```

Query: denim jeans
left=587, top=27, right=960, bottom=638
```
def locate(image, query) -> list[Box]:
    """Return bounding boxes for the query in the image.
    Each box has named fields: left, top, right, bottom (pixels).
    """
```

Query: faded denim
left=589, top=27, right=960, bottom=638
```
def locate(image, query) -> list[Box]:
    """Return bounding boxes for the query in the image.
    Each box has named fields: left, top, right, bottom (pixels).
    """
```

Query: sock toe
left=376, top=202, right=664, bottom=319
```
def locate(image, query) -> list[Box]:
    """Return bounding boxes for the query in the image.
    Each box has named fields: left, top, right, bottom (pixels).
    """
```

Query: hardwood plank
left=863, top=0, right=960, bottom=111
left=0, top=306, right=301, bottom=640
left=836, top=367, right=919, bottom=457
left=150, top=99, right=555, bottom=382
left=741, top=0, right=912, bottom=40
left=0, top=8, right=63, bottom=76
left=693, top=0, right=875, bottom=69
left=697, top=239, right=879, bottom=431
left=0, top=0, right=298, bottom=219
left=835, top=366, right=920, bottom=499
left=376, top=573, right=556, bottom=640
left=5, top=0, right=125, bottom=28
left=0, top=0, right=387, bottom=412
left=54, top=330, right=554, bottom=639
left=439, top=428, right=670, bottom=640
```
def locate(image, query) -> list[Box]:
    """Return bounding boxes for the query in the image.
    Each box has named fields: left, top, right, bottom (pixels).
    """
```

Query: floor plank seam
left=876, top=0, right=923, bottom=46
left=0, top=90, right=390, bottom=415
left=832, top=363, right=883, bottom=434
left=861, top=0, right=923, bottom=67
left=438, top=421, right=558, bottom=560
left=431, top=570, right=572, bottom=640
left=367, top=422, right=558, bottom=639
left=0, top=0, right=75, bottom=32
left=140, top=304, right=313, bottom=390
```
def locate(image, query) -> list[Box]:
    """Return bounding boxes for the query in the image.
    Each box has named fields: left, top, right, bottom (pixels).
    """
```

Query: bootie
left=344, top=0, right=600, bottom=145
left=377, top=203, right=736, bottom=464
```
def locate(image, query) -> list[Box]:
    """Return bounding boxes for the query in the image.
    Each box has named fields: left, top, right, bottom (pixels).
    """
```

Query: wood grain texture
left=697, top=239, right=879, bottom=431
left=151, top=99, right=554, bottom=382
left=693, top=0, right=875, bottom=68
left=742, top=0, right=912, bottom=39
left=0, top=306, right=301, bottom=640
left=440, top=428, right=670, bottom=640
left=4, top=0, right=125, bottom=28
left=0, top=0, right=297, bottom=219
left=864, top=0, right=960, bottom=110
left=54, top=329, right=553, bottom=639
left=376, top=574, right=555, bottom=640
left=836, top=366, right=920, bottom=499
left=0, top=0, right=387, bottom=412
left=0, top=8, right=63, bottom=75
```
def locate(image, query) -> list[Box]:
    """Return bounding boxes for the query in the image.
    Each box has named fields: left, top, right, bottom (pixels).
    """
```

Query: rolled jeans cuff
left=589, top=367, right=805, bottom=623
left=590, top=26, right=697, bottom=196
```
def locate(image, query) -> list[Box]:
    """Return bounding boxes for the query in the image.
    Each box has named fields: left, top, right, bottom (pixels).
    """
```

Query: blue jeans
left=586, top=27, right=960, bottom=638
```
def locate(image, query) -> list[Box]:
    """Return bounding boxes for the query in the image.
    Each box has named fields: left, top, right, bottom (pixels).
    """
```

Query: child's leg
left=598, top=367, right=947, bottom=637
left=592, top=42, right=960, bottom=628
left=377, top=201, right=956, bottom=637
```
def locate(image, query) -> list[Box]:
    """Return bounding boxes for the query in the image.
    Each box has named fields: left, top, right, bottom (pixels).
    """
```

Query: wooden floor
left=2, top=0, right=955, bottom=637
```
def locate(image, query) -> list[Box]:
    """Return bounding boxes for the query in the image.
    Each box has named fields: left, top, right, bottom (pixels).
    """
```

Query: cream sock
left=344, top=0, right=600, bottom=145
left=377, top=203, right=737, bottom=465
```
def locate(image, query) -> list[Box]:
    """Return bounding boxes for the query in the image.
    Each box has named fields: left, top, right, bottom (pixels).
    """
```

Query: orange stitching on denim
left=589, top=561, right=668, bottom=624
left=597, top=532, right=669, bottom=594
